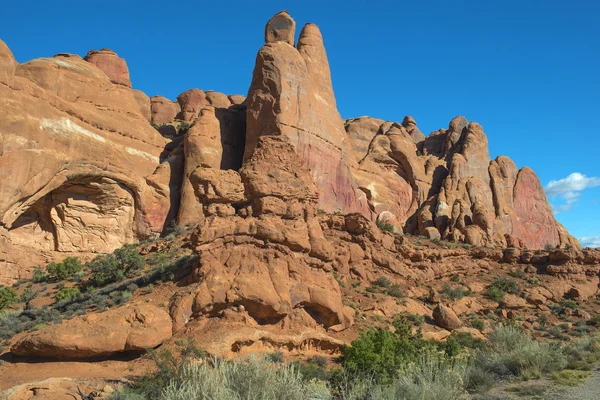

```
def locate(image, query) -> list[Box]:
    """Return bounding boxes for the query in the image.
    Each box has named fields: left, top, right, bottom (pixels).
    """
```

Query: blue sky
left=2, top=1, right=599, bottom=246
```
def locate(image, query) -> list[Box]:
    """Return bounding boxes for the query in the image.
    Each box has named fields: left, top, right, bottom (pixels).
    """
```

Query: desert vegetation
left=0, top=228, right=192, bottom=348
left=108, top=323, right=600, bottom=400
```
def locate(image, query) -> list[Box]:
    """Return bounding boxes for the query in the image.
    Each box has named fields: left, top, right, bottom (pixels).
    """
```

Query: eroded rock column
left=245, top=11, right=369, bottom=215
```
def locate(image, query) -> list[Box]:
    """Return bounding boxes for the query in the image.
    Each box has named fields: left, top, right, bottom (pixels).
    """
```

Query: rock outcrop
left=245, top=12, right=369, bottom=215
left=0, top=41, right=180, bottom=284
left=83, top=49, right=131, bottom=87
left=12, top=304, right=172, bottom=358
left=344, top=114, right=579, bottom=249
left=0, top=10, right=580, bottom=288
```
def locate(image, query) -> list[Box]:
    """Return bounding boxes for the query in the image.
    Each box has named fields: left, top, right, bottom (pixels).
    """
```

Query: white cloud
left=580, top=236, right=600, bottom=248
left=544, top=173, right=600, bottom=214
left=545, top=173, right=600, bottom=196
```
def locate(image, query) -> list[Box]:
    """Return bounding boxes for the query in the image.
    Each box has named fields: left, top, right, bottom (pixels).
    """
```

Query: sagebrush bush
left=161, top=357, right=332, bottom=400
left=374, top=277, right=391, bottom=288
left=473, top=325, right=566, bottom=379
left=46, top=257, right=82, bottom=281
left=488, top=277, right=519, bottom=294
left=374, top=354, right=470, bottom=400
left=485, top=286, right=505, bottom=302
left=443, top=332, right=485, bottom=357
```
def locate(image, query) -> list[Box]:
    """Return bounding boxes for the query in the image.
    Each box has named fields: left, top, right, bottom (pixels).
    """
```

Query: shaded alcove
left=9, top=177, right=137, bottom=253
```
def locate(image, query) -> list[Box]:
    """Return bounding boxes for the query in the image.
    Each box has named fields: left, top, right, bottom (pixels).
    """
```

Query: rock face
left=246, top=14, right=369, bottom=215
left=12, top=304, right=172, bottom=358
left=0, top=10, right=580, bottom=288
left=0, top=41, right=181, bottom=284
left=344, top=114, right=579, bottom=249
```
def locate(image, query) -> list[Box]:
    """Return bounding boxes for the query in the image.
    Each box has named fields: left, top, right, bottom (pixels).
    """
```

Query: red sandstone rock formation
left=245, top=12, right=370, bottom=215
left=0, top=40, right=175, bottom=284
left=83, top=48, right=131, bottom=88
left=0, top=10, right=580, bottom=288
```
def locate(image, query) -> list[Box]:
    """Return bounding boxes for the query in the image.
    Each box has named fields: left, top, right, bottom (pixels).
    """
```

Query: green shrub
left=55, top=287, right=81, bottom=302
left=147, top=252, right=171, bottom=267
left=32, top=268, right=47, bottom=283
left=471, top=318, right=485, bottom=331
left=589, top=314, right=600, bottom=327
left=396, top=312, right=425, bottom=327
left=164, top=220, right=184, bottom=237
left=485, top=286, right=505, bottom=302
left=178, top=122, right=191, bottom=136
left=563, top=335, right=600, bottom=370
left=0, top=287, right=19, bottom=311
left=21, top=288, right=37, bottom=303
left=508, top=269, right=526, bottom=279
left=552, top=369, right=590, bottom=386
left=444, top=332, right=485, bottom=356
left=441, top=283, right=470, bottom=300
left=465, top=367, right=496, bottom=393
left=46, top=257, right=82, bottom=281
left=376, top=220, right=395, bottom=233
left=108, top=290, right=132, bottom=306
left=485, top=277, right=520, bottom=302
left=268, top=350, right=284, bottom=363
left=386, top=284, right=404, bottom=299
left=88, top=245, right=144, bottom=287
left=374, top=276, right=391, bottom=288
left=489, top=277, right=520, bottom=294
left=550, top=299, right=579, bottom=316
left=342, top=316, right=429, bottom=383
left=309, top=355, right=328, bottom=368
left=293, top=357, right=331, bottom=382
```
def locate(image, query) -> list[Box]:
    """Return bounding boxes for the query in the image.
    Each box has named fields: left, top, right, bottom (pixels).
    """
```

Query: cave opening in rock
left=9, top=177, right=137, bottom=253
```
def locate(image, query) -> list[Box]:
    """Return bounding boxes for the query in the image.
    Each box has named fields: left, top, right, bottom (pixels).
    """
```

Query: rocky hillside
left=0, top=10, right=597, bottom=399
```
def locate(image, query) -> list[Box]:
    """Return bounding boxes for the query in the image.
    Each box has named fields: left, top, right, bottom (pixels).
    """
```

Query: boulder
left=265, top=11, right=296, bottom=45
left=177, top=88, right=207, bottom=121
left=151, top=95, right=180, bottom=125
left=433, top=304, right=462, bottom=330
left=12, top=304, right=172, bottom=358
left=500, top=294, right=528, bottom=309
left=228, top=94, right=246, bottom=105
left=84, top=48, right=131, bottom=87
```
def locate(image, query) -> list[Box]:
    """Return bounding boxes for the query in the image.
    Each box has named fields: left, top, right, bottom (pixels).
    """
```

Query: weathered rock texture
left=344, top=115, right=579, bottom=249
left=12, top=304, right=172, bottom=358
left=0, top=42, right=188, bottom=284
left=0, top=10, right=580, bottom=288
left=246, top=15, right=369, bottom=215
